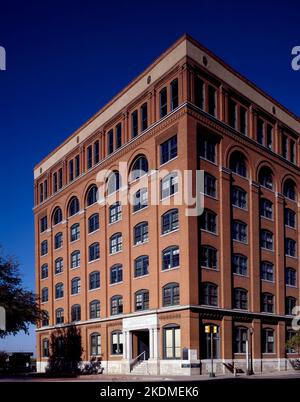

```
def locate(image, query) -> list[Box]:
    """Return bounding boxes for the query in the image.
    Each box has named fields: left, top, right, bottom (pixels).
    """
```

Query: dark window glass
left=134, top=255, right=149, bottom=277
left=56, top=308, right=64, bottom=325
left=162, top=246, right=179, bottom=270
left=109, top=202, right=122, bottom=223
left=160, top=87, right=167, bottom=118
left=131, top=110, right=138, bottom=138
left=200, top=137, right=216, bottom=162
left=87, top=146, right=92, bottom=169
left=141, top=103, right=148, bottom=131
left=233, top=254, right=248, bottom=276
left=94, top=141, right=100, bottom=164
left=71, top=250, right=80, bottom=268
left=58, top=168, right=63, bottom=189
left=286, top=268, right=296, bottom=286
left=90, top=300, right=100, bottom=319
left=170, top=79, right=178, bottom=110
left=161, top=172, right=178, bottom=199
left=163, top=283, right=180, bottom=306
left=53, top=172, right=58, bottom=193
left=89, top=243, right=100, bottom=261
left=70, top=223, right=80, bottom=242
left=234, top=288, right=248, bottom=310
left=131, top=156, right=148, bottom=181
left=208, top=85, right=216, bottom=116
left=69, top=197, right=80, bottom=216
left=41, top=287, right=48, bottom=303
left=134, top=222, right=148, bottom=245
left=286, top=297, right=297, bottom=315
left=240, top=106, right=247, bottom=135
left=204, top=173, right=216, bottom=197
left=69, top=159, right=74, bottom=182
left=88, top=213, right=99, bottom=233
left=41, top=264, right=48, bottom=279
left=41, top=240, right=48, bottom=256
left=194, top=76, right=204, bottom=109
left=89, top=271, right=100, bottom=290
left=266, top=125, right=273, bottom=149
left=233, top=221, right=247, bottom=243
left=201, top=283, right=218, bottom=306
left=260, top=199, right=273, bottom=219
left=282, top=134, right=288, bottom=158
left=285, top=238, right=296, bottom=257
left=133, top=188, right=148, bottom=212
left=230, top=152, right=247, bottom=177
left=71, top=277, right=81, bottom=295
left=259, top=167, right=273, bottom=189
left=232, top=187, right=247, bottom=209
left=110, top=264, right=123, bottom=284
left=201, top=246, right=217, bottom=270
left=111, top=296, right=123, bottom=316
left=285, top=209, right=296, bottom=228
left=162, top=209, right=179, bottom=234
left=257, top=118, right=264, bottom=144
left=71, top=304, right=81, bottom=322
left=40, top=216, right=48, bottom=233
left=108, top=129, right=114, bottom=154
left=75, top=155, right=80, bottom=177
left=53, top=207, right=63, bottom=225
left=135, top=290, right=149, bottom=311
left=160, top=135, right=177, bottom=165
left=260, top=230, right=273, bottom=250
left=283, top=180, right=296, bottom=201
left=262, top=293, right=274, bottom=313
left=228, top=98, right=237, bottom=129
left=54, top=232, right=63, bottom=249
left=261, top=261, right=274, bottom=281
left=55, top=258, right=63, bottom=274
left=234, top=327, right=247, bottom=353
left=290, top=140, right=296, bottom=163
left=262, top=329, right=274, bottom=353
left=115, top=123, right=122, bottom=149
left=87, top=185, right=98, bottom=206
left=55, top=283, right=64, bottom=299
left=200, top=209, right=217, bottom=233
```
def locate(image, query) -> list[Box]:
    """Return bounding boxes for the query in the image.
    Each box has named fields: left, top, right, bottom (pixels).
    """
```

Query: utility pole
left=205, top=324, right=217, bottom=378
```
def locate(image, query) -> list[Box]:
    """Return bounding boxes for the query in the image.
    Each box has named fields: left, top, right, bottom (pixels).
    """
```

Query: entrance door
left=137, top=330, right=149, bottom=360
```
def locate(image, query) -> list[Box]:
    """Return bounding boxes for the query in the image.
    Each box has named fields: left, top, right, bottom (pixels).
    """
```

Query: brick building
left=34, top=34, right=300, bottom=375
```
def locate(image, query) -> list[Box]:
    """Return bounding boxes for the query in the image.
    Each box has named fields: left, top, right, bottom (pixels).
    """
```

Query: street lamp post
left=205, top=324, right=217, bottom=378
left=247, top=328, right=254, bottom=375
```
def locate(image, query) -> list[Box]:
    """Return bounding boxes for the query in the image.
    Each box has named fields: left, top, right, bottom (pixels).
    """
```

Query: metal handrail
left=130, top=351, right=145, bottom=371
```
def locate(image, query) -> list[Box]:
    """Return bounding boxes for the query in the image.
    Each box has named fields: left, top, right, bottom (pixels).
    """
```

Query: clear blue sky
left=0, top=0, right=300, bottom=354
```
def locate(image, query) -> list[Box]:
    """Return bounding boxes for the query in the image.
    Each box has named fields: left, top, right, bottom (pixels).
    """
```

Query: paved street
left=1, top=369, right=300, bottom=382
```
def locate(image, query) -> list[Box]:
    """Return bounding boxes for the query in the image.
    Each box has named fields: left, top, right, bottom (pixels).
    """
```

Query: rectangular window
left=257, top=118, right=264, bottom=144
left=208, top=86, right=216, bottom=116
left=164, top=327, right=181, bottom=359
left=69, top=159, right=74, bottom=182
left=160, top=87, right=168, bottom=118
left=290, top=140, right=295, bottom=163
left=240, top=106, right=247, bottom=135
left=282, top=134, right=288, bottom=158
left=40, top=216, right=48, bottom=233
left=160, top=135, right=177, bottom=165
left=39, top=183, right=44, bottom=203
left=141, top=103, right=148, bottom=131
left=53, top=172, right=58, bottom=193
left=170, top=79, right=178, bottom=110
left=108, top=129, right=114, bottom=154
left=44, top=181, right=48, bottom=199
left=58, top=168, right=63, bottom=189
left=94, top=141, right=100, bottom=164
left=131, top=110, right=138, bottom=138
left=75, top=155, right=80, bottom=177
left=266, top=125, right=273, bottom=149
left=233, top=221, right=247, bottom=243
left=228, top=99, right=237, bottom=129
left=194, top=76, right=204, bottom=109
left=115, top=123, right=122, bottom=149
left=87, top=145, right=92, bottom=169
left=200, top=137, right=216, bottom=163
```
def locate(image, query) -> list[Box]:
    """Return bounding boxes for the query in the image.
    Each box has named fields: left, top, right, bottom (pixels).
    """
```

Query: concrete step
left=130, top=361, right=148, bottom=375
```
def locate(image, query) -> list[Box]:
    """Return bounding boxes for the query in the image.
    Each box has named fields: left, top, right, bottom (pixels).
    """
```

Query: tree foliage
left=286, top=331, right=300, bottom=354
left=0, top=250, right=44, bottom=338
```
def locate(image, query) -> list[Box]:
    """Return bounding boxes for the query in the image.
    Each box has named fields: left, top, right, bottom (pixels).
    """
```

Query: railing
left=130, top=351, right=147, bottom=372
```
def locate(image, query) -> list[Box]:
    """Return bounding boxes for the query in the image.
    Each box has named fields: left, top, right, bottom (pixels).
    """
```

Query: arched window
left=55, top=257, right=63, bottom=274
left=86, top=185, right=98, bottom=206
left=201, top=246, right=217, bottom=270
left=262, top=293, right=274, bottom=313
left=286, top=296, right=297, bottom=315
left=232, top=186, right=247, bottom=209
left=88, top=213, right=99, bottom=233
left=109, top=202, right=122, bottom=223
left=261, top=261, right=274, bottom=281
left=163, top=324, right=181, bottom=359
left=53, top=207, right=63, bottom=225
left=131, top=155, right=149, bottom=181
left=229, top=151, right=247, bottom=177
left=107, top=171, right=121, bottom=195
left=41, top=287, right=48, bottom=303
left=233, top=288, right=248, bottom=310
left=69, top=197, right=80, bottom=217
left=41, top=240, right=48, bottom=256
left=135, top=289, right=149, bottom=311
left=42, top=311, right=49, bottom=327
left=285, top=238, right=296, bottom=257
left=234, top=326, right=248, bottom=353
left=111, top=331, right=123, bottom=355
left=260, top=229, right=273, bottom=250
left=201, top=324, right=220, bottom=358
left=111, top=295, right=123, bottom=316
left=200, top=209, right=217, bottom=233
left=110, top=233, right=122, bottom=254
left=260, top=198, right=273, bottom=219
left=70, top=250, right=80, bottom=268
left=201, top=282, right=218, bottom=306
left=161, top=209, right=179, bottom=234
left=55, top=308, right=64, bottom=325
left=89, top=242, right=100, bottom=261
left=54, top=232, right=63, bottom=249
left=89, top=271, right=100, bottom=290
left=90, top=300, right=100, bottom=319
left=162, top=283, right=180, bottom=306
left=70, top=223, right=80, bottom=242
left=42, top=339, right=49, bottom=357
left=232, top=254, right=247, bottom=276
left=285, top=208, right=296, bottom=228
left=71, top=304, right=81, bottom=322
left=262, top=328, right=275, bottom=353
left=133, top=188, right=148, bottom=212
left=55, top=282, right=64, bottom=299
left=110, top=264, right=123, bottom=284
left=41, top=263, right=48, bottom=279
left=283, top=179, right=296, bottom=201
left=258, top=166, right=273, bottom=190
left=71, top=277, right=81, bottom=295
left=90, top=333, right=101, bottom=356
left=134, top=222, right=148, bottom=245
left=286, top=267, right=296, bottom=286
left=134, top=255, right=149, bottom=277
left=162, top=246, right=180, bottom=270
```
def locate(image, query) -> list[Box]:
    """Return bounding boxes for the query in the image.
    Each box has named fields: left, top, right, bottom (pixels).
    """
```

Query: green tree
left=286, top=331, right=300, bottom=354
left=48, top=325, right=82, bottom=375
left=0, top=250, right=44, bottom=337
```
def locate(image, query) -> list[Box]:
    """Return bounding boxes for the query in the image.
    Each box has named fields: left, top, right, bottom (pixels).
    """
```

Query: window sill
left=89, top=287, right=101, bottom=293
left=232, top=205, right=248, bottom=212
left=110, top=281, right=123, bottom=287
left=233, top=239, right=248, bottom=245
left=159, top=156, right=178, bottom=168
left=70, top=266, right=80, bottom=270
left=201, top=229, right=218, bottom=236
left=108, top=218, right=122, bottom=226
left=160, top=228, right=179, bottom=238
left=109, top=250, right=123, bottom=257
left=132, top=206, right=148, bottom=215
left=70, top=238, right=80, bottom=244
left=162, top=266, right=180, bottom=272
left=88, top=258, right=100, bottom=264
left=134, top=274, right=149, bottom=280
left=88, top=229, right=100, bottom=236
left=261, top=247, right=274, bottom=253
left=133, top=240, right=149, bottom=248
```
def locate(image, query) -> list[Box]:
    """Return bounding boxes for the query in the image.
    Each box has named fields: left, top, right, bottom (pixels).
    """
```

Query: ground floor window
left=201, top=324, right=220, bottom=359
left=262, top=328, right=275, bottom=353
left=90, top=333, right=101, bottom=356
left=42, top=338, right=49, bottom=357
left=111, top=331, right=123, bottom=355
left=234, top=326, right=248, bottom=353
left=286, top=330, right=297, bottom=354
left=163, top=325, right=181, bottom=359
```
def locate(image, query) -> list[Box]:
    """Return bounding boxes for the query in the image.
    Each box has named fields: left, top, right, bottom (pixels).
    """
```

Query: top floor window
left=94, top=141, right=100, bottom=164
left=141, top=103, right=148, bottom=131
left=115, top=123, right=122, bottom=149
left=200, top=136, right=216, bottom=163
left=87, top=145, right=93, bottom=169
left=160, top=87, right=167, bottom=118
left=230, top=151, right=247, bottom=177
left=208, top=85, right=217, bottom=117
left=170, top=79, right=178, bottom=110
left=160, top=135, right=177, bottom=165
left=108, top=129, right=114, bottom=155
left=131, top=110, right=138, bottom=138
